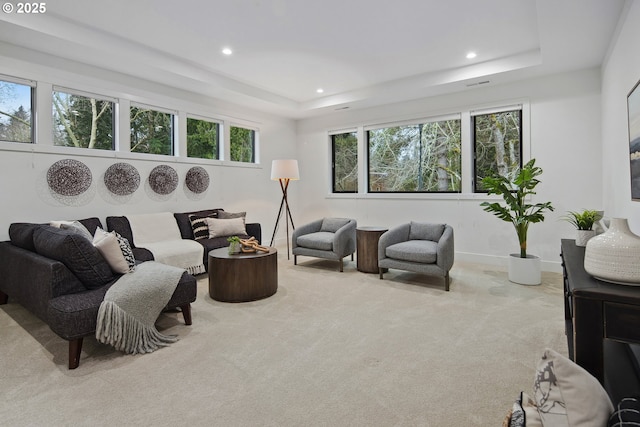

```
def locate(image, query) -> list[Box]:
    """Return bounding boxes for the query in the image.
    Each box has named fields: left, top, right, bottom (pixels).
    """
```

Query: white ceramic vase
left=584, top=218, right=640, bottom=284
left=575, top=230, right=597, bottom=247
left=508, top=254, right=541, bottom=286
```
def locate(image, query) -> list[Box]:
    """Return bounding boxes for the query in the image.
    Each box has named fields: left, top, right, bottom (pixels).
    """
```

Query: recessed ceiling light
left=222, top=47, right=233, bottom=55
left=316, top=88, right=324, bottom=94
left=466, top=52, right=477, bottom=59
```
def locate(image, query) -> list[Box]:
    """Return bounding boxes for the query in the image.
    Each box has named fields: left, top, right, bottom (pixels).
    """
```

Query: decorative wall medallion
left=148, top=165, right=178, bottom=195
left=104, top=162, right=140, bottom=196
left=185, top=166, right=210, bottom=194
left=47, top=159, right=92, bottom=196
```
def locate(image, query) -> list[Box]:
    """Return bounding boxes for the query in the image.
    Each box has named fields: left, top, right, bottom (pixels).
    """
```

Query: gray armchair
left=378, top=222, right=454, bottom=291
left=292, top=218, right=357, bottom=272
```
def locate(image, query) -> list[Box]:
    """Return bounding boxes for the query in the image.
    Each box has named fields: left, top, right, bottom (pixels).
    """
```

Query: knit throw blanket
left=96, top=261, right=185, bottom=354
left=127, top=212, right=205, bottom=275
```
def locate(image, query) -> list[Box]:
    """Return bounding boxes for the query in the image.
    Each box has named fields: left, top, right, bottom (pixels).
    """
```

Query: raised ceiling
left=0, top=0, right=627, bottom=118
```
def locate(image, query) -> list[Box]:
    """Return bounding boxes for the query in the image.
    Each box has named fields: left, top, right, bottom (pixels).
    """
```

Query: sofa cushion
left=409, top=222, right=445, bottom=242
left=205, top=217, right=247, bottom=239
left=533, top=348, right=613, bottom=427
left=385, top=240, right=438, bottom=263
left=189, top=213, right=218, bottom=240
left=33, top=226, right=114, bottom=290
left=9, top=223, right=42, bottom=251
left=297, top=232, right=334, bottom=251
left=218, top=211, right=246, bottom=219
left=320, top=218, right=350, bottom=233
left=608, top=397, right=640, bottom=427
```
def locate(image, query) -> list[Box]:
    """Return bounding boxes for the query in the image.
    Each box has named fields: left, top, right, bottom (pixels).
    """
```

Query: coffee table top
left=208, top=246, right=277, bottom=260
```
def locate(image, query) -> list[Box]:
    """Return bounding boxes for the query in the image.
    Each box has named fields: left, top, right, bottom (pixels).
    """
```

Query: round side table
left=356, top=226, right=388, bottom=273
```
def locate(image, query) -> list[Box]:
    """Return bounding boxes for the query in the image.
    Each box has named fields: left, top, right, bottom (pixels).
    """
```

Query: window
left=367, top=118, right=461, bottom=192
left=332, top=132, right=358, bottom=193
left=130, top=105, right=174, bottom=155
left=187, top=116, right=220, bottom=159
left=230, top=125, right=255, bottom=163
left=473, top=108, right=522, bottom=192
left=0, top=77, right=34, bottom=143
left=52, top=88, right=114, bottom=150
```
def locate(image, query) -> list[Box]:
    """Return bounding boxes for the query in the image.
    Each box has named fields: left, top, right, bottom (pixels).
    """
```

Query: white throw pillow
left=533, top=348, right=613, bottom=427
left=93, top=228, right=134, bottom=274
left=205, top=217, right=247, bottom=239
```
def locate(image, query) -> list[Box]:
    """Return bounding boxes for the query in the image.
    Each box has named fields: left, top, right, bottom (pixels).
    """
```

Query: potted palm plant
left=561, top=210, right=603, bottom=247
left=480, top=159, right=555, bottom=285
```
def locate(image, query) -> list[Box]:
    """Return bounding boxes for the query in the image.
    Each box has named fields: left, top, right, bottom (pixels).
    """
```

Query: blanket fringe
left=96, top=301, right=178, bottom=355
left=187, top=264, right=206, bottom=275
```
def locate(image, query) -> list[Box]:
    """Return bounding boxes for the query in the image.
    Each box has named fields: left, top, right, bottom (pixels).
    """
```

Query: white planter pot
left=575, top=230, right=597, bottom=247
left=508, top=254, right=541, bottom=285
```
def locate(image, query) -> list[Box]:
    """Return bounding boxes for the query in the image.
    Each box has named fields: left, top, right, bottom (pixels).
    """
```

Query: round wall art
left=148, top=164, right=178, bottom=195
left=47, top=159, right=92, bottom=196
left=185, top=166, right=210, bottom=194
left=104, top=162, right=140, bottom=196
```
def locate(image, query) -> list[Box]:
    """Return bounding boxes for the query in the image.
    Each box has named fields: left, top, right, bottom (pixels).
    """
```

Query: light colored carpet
left=0, top=254, right=566, bottom=426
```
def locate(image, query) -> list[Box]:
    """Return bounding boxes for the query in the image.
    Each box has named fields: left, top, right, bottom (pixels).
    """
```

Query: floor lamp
left=269, top=159, right=299, bottom=259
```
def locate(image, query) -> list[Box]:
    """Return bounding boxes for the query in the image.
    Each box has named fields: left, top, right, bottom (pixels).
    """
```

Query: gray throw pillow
left=218, top=211, right=246, bottom=219
left=33, top=226, right=114, bottom=290
left=60, top=220, right=93, bottom=241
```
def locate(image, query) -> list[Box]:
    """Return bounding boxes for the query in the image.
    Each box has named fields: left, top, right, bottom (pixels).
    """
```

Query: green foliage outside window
left=187, top=117, right=219, bottom=159
left=474, top=110, right=521, bottom=192
left=0, top=80, right=32, bottom=143
left=332, top=132, right=358, bottom=192
left=53, top=91, right=113, bottom=149
left=130, top=107, right=173, bottom=155
left=230, top=126, right=255, bottom=163
left=368, top=119, right=461, bottom=192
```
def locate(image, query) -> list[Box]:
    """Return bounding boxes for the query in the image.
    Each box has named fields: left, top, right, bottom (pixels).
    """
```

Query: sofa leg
left=180, top=304, right=193, bottom=325
left=379, top=268, right=384, bottom=279
left=444, top=272, right=450, bottom=292
left=0, top=290, right=7, bottom=305
left=339, top=258, right=343, bottom=272
left=69, top=338, right=83, bottom=370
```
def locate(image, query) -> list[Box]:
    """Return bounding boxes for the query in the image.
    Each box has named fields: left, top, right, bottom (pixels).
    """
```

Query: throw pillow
left=217, top=211, right=246, bottom=219
left=189, top=213, right=217, bottom=240
left=52, top=220, right=94, bottom=241
left=533, top=348, right=613, bottom=427
left=205, top=217, right=247, bottom=239
left=33, top=226, right=114, bottom=290
left=609, top=397, right=640, bottom=426
left=504, top=392, right=543, bottom=427
left=8, top=223, right=41, bottom=251
left=93, top=228, right=135, bottom=274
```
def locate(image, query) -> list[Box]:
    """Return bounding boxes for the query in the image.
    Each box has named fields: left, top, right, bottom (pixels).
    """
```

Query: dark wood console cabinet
left=561, top=239, right=640, bottom=385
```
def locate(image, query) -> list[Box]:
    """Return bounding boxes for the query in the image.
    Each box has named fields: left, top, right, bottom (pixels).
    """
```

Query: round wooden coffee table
left=208, top=247, right=278, bottom=302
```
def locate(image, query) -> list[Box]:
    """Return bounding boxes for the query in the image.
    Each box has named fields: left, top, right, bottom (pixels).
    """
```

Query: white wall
left=296, top=69, right=603, bottom=271
left=0, top=46, right=297, bottom=242
left=601, top=1, right=640, bottom=232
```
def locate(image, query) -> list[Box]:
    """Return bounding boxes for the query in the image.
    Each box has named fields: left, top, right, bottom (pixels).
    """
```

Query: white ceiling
left=0, top=0, right=628, bottom=118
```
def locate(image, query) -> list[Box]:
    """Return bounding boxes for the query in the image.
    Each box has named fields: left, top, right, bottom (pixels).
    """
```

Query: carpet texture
left=0, top=254, right=566, bottom=426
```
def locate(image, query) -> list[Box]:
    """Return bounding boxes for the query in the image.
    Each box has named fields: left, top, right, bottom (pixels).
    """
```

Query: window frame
left=471, top=106, right=523, bottom=193
left=331, top=130, right=358, bottom=194
left=229, top=124, right=257, bottom=164
left=0, top=75, right=36, bottom=144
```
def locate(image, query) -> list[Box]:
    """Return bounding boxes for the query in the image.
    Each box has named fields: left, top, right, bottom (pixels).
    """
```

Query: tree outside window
left=230, top=126, right=255, bottom=163
left=130, top=106, right=173, bottom=155
left=332, top=132, right=358, bottom=193
left=473, top=109, right=522, bottom=192
left=0, top=80, right=33, bottom=143
left=52, top=90, right=114, bottom=150
left=187, top=117, right=219, bottom=159
left=368, top=119, right=461, bottom=192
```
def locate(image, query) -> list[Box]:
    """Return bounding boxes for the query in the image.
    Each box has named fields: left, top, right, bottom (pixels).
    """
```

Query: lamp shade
left=271, top=159, right=299, bottom=180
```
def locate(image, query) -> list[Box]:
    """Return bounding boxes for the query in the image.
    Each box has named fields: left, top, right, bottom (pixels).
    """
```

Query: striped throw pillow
left=189, top=213, right=217, bottom=240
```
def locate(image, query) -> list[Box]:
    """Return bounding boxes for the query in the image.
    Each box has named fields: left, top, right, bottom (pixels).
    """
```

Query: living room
left=1, top=0, right=639, bottom=425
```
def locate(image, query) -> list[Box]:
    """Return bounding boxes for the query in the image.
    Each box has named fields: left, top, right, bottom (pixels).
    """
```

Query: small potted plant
left=227, top=236, right=241, bottom=255
left=480, top=159, right=554, bottom=285
left=561, top=210, right=603, bottom=247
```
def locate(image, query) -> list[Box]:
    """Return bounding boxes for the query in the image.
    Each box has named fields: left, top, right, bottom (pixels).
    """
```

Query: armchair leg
left=351, top=253, right=354, bottom=261
left=379, top=268, right=384, bottom=279
left=0, top=290, right=7, bottom=305
left=444, top=272, right=450, bottom=292
left=180, top=304, right=193, bottom=325
left=339, top=258, right=343, bottom=272
left=294, top=255, right=297, bottom=265
left=69, top=338, right=83, bottom=370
